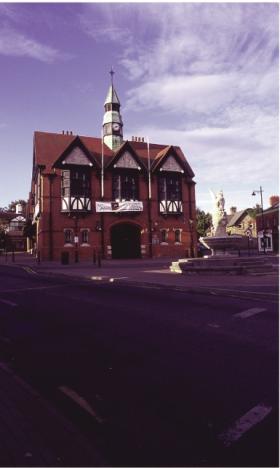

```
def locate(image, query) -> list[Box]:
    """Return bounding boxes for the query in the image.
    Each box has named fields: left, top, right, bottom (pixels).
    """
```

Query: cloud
left=127, top=109, right=278, bottom=189
left=79, top=3, right=278, bottom=210
left=0, top=25, right=72, bottom=63
left=81, top=3, right=278, bottom=79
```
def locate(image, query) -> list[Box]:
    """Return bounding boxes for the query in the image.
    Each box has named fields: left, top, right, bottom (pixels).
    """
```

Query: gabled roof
left=106, top=140, right=146, bottom=171
left=256, top=202, right=279, bottom=216
left=52, top=136, right=99, bottom=169
left=227, top=209, right=248, bottom=227
left=33, top=131, right=113, bottom=174
left=33, top=131, right=195, bottom=180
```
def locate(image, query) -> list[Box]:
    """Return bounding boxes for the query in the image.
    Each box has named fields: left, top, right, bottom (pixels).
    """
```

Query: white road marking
left=109, top=277, right=128, bottom=282
left=22, top=266, right=38, bottom=275
left=207, top=323, right=220, bottom=328
left=234, top=307, right=266, bottom=319
left=218, top=403, right=272, bottom=447
left=205, top=287, right=276, bottom=297
left=0, top=298, right=18, bottom=307
left=59, top=386, right=104, bottom=423
left=0, top=285, right=62, bottom=294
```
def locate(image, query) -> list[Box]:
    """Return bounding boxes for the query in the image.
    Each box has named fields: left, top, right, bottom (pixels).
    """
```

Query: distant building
left=256, top=196, right=279, bottom=253
left=27, top=73, right=197, bottom=261
left=226, top=206, right=257, bottom=237
left=0, top=203, right=26, bottom=251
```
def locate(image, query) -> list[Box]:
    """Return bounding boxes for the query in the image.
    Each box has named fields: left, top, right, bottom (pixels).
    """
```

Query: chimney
left=269, top=195, right=279, bottom=206
left=16, top=203, right=23, bottom=214
left=230, top=206, right=237, bottom=214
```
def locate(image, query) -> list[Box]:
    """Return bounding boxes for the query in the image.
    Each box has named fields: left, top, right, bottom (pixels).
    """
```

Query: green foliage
left=0, top=228, right=10, bottom=250
left=0, top=199, right=27, bottom=212
left=8, top=199, right=27, bottom=211
left=247, top=205, right=262, bottom=219
left=196, top=208, right=212, bottom=238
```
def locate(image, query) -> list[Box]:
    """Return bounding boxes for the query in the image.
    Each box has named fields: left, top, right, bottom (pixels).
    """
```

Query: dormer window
left=61, top=168, right=91, bottom=212
left=112, top=171, right=139, bottom=201
left=158, top=173, right=183, bottom=214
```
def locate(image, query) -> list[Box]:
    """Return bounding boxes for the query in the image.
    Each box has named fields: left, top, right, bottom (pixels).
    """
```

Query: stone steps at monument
left=169, top=258, right=276, bottom=275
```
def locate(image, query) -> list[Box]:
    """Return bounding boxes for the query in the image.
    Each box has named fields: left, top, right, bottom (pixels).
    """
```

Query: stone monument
left=210, top=190, right=228, bottom=236
left=200, top=189, right=243, bottom=256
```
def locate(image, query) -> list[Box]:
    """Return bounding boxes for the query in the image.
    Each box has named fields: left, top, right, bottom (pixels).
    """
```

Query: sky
left=0, top=2, right=278, bottom=213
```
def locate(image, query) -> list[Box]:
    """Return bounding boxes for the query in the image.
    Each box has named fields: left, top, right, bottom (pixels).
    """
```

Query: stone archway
left=111, top=223, right=141, bottom=259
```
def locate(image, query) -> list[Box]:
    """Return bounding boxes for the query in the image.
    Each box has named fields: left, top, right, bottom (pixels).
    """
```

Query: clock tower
left=103, top=68, right=123, bottom=151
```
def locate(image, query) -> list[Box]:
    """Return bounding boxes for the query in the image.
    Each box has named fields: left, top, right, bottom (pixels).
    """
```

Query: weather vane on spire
left=109, top=66, right=115, bottom=85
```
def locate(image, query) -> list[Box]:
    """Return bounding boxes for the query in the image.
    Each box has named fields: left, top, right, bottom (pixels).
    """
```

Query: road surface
left=0, top=265, right=278, bottom=467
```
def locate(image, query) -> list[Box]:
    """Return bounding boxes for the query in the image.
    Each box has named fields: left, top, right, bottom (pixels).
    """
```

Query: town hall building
left=27, top=72, right=197, bottom=261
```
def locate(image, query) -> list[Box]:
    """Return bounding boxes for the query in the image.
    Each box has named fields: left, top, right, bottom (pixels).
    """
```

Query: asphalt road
left=0, top=265, right=278, bottom=467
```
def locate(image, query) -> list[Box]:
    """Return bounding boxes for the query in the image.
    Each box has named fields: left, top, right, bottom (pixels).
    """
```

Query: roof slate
left=227, top=209, right=248, bottom=227
left=33, top=131, right=195, bottom=178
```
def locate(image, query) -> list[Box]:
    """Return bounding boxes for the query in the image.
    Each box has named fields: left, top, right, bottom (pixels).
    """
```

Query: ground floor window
left=174, top=229, right=182, bottom=243
left=81, top=229, right=89, bottom=244
left=64, top=229, right=73, bottom=244
left=160, top=229, right=168, bottom=243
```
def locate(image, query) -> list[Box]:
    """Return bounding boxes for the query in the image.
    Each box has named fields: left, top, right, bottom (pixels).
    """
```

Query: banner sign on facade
left=96, top=201, right=143, bottom=213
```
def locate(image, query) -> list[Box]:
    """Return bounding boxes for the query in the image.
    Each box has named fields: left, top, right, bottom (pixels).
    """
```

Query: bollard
left=97, top=252, right=101, bottom=268
left=75, top=250, right=79, bottom=263
left=93, top=249, right=96, bottom=264
left=37, top=251, right=41, bottom=264
left=12, top=250, right=15, bottom=262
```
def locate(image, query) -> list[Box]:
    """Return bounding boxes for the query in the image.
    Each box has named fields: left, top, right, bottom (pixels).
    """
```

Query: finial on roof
left=109, top=66, right=115, bottom=85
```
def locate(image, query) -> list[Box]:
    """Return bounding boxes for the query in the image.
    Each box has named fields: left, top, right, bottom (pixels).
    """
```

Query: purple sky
left=0, top=2, right=278, bottom=213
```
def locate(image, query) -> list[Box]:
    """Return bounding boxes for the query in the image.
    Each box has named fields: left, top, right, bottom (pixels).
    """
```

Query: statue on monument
left=210, top=189, right=228, bottom=236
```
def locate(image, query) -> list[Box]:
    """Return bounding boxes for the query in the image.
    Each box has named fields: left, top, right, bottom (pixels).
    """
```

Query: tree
left=196, top=208, right=212, bottom=238
left=8, top=199, right=27, bottom=212
left=247, top=204, right=262, bottom=219
left=0, top=227, right=12, bottom=251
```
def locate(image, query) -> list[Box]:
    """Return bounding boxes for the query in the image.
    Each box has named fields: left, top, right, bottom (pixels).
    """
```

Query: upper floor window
left=112, top=171, right=139, bottom=201
left=62, top=169, right=90, bottom=197
left=61, top=169, right=91, bottom=212
left=158, top=173, right=182, bottom=214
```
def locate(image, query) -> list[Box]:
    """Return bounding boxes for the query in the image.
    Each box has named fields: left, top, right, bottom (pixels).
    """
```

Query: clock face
left=112, top=123, right=120, bottom=131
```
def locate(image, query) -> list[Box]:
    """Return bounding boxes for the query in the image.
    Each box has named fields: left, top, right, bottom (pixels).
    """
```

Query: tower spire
left=102, top=68, right=123, bottom=151
left=109, top=66, right=114, bottom=86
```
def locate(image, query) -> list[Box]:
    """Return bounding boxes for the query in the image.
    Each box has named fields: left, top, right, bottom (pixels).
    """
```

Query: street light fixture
left=252, top=186, right=266, bottom=254
left=189, top=218, right=194, bottom=258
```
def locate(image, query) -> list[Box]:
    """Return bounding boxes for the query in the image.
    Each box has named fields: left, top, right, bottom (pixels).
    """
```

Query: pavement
left=0, top=252, right=278, bottom=467
left=1, top=252, right=279, bottom=301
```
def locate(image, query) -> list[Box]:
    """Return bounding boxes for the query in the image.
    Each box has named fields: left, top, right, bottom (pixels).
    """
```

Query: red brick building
left=256, top=196, right=279, bottom=253
left=28, top=76, right=196, bottom=261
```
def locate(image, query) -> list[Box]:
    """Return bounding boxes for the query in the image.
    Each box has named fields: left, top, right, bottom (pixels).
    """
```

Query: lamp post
left=189, top=218, right=194, bottom=258
left=252, top=186, right=266, bottom=254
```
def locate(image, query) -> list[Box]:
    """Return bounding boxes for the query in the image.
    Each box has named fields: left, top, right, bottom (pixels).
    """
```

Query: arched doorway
left=111, top=223, right=141, bottom=259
